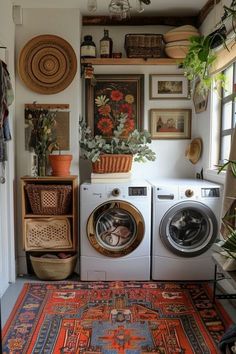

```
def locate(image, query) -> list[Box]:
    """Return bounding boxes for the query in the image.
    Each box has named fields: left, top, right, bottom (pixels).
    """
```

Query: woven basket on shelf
left=92, top=154, right=133, bottom=173
left=125, top=34, right=164, bottom=58
left=24, top=218, right=72, bottom=251
left=25, top=184, right=72, bottom=215
left=30, top=254, right=77, bottom=280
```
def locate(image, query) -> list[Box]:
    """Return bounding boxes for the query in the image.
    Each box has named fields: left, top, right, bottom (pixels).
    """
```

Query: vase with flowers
left=26, top=107, right=58, bottom=176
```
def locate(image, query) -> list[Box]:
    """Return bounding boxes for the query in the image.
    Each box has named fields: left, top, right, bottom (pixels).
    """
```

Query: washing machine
left=80, top=180, right=151, bottom=281
left=149, top=178, right=223, bottom=280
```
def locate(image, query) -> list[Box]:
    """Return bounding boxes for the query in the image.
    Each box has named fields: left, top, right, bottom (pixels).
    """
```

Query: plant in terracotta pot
left=48, top=150, right=73, bottom=177
left=79, top=114, right=156, bottom=173
left=27, top=107, right=58, bottom=176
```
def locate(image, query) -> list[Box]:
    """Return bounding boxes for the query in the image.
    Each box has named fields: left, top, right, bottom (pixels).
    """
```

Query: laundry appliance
left=149, top=178, right=223, bottom=280
left=80, top=181, right=151, bottom=281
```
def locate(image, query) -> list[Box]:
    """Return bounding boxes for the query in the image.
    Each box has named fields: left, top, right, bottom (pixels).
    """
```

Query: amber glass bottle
left=100, top=29, right=113, bottom=58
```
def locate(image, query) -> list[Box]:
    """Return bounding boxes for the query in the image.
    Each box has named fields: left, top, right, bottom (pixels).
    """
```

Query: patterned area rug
left=3, top=282, right=232, bottom=353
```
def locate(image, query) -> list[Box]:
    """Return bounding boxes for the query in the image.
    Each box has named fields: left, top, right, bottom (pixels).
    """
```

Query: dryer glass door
left=160, top=201, right=218, bottom=257
left=87, top=201, right=144, bottom=257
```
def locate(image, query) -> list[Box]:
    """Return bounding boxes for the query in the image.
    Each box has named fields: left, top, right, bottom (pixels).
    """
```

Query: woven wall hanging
left=18, top=34, right=77, bottom=94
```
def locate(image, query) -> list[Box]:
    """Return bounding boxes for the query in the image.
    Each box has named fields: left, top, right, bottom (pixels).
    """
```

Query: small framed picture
left=193, top=81, right=209, bottom=113
left=149, top=109, right=192, bottom=139
left=149, top=74, right=190, bottom=99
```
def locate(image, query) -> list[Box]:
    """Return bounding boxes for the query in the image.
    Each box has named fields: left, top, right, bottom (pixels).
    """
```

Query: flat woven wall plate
left=18, top=34, right=77, bottom=94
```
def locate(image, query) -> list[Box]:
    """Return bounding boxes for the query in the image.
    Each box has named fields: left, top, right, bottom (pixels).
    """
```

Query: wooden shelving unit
left=81, top=57, right=179, bottom=66
left=21, top=176, right=78, bottom=255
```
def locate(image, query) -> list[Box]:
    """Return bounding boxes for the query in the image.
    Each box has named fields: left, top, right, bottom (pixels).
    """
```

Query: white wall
left=81, top=26, right=195, bottom=181
left=15, top=8, right=82, bottom=273
left=0, top=0, right=16, bottom=290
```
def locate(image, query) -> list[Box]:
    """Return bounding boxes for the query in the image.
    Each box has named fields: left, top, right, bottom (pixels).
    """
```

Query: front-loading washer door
left=87, top=200, right=144, bottom=257
left=160, top=201, right=218, bottom=257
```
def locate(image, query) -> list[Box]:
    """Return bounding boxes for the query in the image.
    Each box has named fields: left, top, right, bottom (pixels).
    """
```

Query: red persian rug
left=2, top=282, right=232, bottom=353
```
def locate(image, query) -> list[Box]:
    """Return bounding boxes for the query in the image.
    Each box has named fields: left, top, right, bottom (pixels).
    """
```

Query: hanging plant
left=182, top=34, right=226, bottom=95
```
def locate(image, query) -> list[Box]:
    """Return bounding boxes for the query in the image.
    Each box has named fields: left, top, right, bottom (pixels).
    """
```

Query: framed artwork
left=85, top=74, right=144, bottom=136
left=193, top=81, right=209, bottom=113
left=149, top=109, right=192, bottom=139
left=25, top=103, right=70, bottom=150
left=149, top=74, right=190, bottom=99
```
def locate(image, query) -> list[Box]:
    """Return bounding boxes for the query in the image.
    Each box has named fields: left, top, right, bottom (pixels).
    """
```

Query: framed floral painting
left=85, top=74, right=144, bottom=137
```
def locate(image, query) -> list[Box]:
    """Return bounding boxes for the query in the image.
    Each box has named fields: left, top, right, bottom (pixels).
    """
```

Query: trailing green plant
left=79, top=114, right=156, bottom=163
left=182, top=35, right=226, bottom=94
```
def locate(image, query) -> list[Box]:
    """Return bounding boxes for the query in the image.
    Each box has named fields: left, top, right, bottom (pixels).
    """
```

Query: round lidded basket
left=92, top=154, right=133, bottom=173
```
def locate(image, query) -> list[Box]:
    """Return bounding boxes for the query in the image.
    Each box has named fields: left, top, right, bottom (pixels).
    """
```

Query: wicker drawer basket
left=24, top=218, right=72, bottom=251
left=125, top=33, right=164, bottom=58
left=30, top=254, right=77, bottom=280
left=25, top=184, right=72, bottom=215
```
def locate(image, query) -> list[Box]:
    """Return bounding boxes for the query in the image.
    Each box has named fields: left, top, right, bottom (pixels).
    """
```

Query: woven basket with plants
left=79, top=91, right=156, bottom=173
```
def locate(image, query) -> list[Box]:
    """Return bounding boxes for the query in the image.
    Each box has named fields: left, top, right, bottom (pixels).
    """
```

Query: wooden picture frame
left=193, top=81, right=209, bottom=113
left=149, top=74, right=190, bottom=99
left=149, top=109, right=192, bottom=139
left=85, top=74, right=144, bottom=136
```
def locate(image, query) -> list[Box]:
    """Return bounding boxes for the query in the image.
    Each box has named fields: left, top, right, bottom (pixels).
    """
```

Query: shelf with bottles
left=81, top=57, right=178, bottom=66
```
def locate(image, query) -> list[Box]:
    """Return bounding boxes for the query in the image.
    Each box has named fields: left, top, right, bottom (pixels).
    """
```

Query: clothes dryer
left=149, top=178, right=223, bottom=280
left=80, top=181, right=151, bottom=280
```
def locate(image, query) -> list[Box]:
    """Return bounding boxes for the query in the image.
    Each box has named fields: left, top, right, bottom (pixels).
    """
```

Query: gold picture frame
left=149, top=109, right=192, bottom=139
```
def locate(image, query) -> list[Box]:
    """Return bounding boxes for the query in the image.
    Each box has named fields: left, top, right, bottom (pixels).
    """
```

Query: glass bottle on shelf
left=100, top=29, right=113, bottom=58
left=81, top=35, right=96, bottom=59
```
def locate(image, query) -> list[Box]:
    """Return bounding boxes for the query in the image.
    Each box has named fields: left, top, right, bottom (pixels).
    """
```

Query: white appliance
left=80, top=180, right=151, bottom=281
left=149, top=178, right=223, bottom=280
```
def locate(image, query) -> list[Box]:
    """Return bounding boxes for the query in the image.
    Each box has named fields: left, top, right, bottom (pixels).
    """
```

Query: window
left=219, top=62, right=236, bottom=164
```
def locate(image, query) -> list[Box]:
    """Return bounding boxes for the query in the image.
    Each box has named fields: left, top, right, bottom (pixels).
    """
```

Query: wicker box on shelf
left=125, top=34, right=164, bottom=58
left=24, top=218, right=72, bottom=251
left=25, top=184, right=72, bottom=215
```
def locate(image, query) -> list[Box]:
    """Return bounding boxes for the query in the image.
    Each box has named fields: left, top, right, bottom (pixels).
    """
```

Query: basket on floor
left=30, top=254, right=77, bottom=280
left=125, top=34, right=164, bottom=58
left=25, top=184, right=72, bottom=215
left=24, top=218, right=72, bottom=251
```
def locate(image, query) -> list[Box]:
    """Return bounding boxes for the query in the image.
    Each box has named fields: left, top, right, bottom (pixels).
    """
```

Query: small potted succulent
left=79, top=114, right=156, bottom=173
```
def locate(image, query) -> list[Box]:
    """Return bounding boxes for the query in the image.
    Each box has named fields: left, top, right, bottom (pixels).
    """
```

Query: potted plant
left=181, top=34, right=226, bottom=95
left=79, top=114, right=156, bottom=173
left=48, top=151, right=73, bottom=177
left=27, top=107, right=58, bottom=176
left=27, top=106, right=72, bottom=176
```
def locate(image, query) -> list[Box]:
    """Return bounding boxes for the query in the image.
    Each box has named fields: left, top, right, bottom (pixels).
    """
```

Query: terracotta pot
left=49, top=154, right=72, bottom=176
left=92, top=154, right=133, bottom=173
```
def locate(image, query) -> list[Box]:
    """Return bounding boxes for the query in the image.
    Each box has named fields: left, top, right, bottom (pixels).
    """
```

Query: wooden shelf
left=24, top=214, right=74, bottom=219
left=81, top=58, right=179, bottom=66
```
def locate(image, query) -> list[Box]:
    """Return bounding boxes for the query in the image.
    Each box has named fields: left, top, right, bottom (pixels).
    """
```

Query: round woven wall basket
left=18, top=34, right=77, bottom=94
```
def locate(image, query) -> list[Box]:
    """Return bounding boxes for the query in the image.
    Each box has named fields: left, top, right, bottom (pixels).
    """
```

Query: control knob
left=112, top=188, right=120, bottom=197
left=185, top=189, right=194, bottom=198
